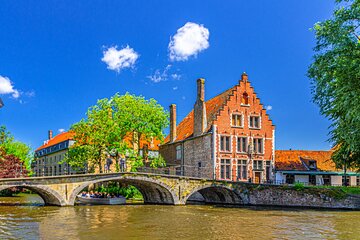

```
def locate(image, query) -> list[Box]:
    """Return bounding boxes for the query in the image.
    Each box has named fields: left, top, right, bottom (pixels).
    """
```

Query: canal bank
left=0, top=194, right=359, bottom=240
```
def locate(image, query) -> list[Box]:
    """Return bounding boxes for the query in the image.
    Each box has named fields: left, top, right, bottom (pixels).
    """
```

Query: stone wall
left=244, top=185, right=360, bottom=209
left=183, top=134, right=213, bottom=179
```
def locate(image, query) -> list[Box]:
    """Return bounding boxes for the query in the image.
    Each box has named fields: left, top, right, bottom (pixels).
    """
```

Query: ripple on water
left=0, top=195, right=359, bottom=240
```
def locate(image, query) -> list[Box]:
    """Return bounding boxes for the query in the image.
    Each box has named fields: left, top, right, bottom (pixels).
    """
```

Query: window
left=220, top=136, right=231, bottom=152
left=249, top=116, right=260, bottom=129
left=253, top=138, right=263, bottom=154
left=237, top=137, right=247, bottom=153
left=253, top=160, right=263, bottom=170
left=309, top=175, right=316, bottom=185
left=176, top=145, right=182, bottom=160
left=220, top=159, right=231, bottom=180
left=357, top=176, right=360, bottom=186
left=342, top=176, right=350, bottom=186
left=237, top=160, right=247, bottom=180
left=286, top=174, right=295, bottom=184
left=308, top=160, right=317, bottom=170
left=231, top=114, right=243, bottom=127
left=265, top=161, right=271, bottom=181
left=241, top=92, right=249, bottom=105
left=323, top=175, right=331, bottom=185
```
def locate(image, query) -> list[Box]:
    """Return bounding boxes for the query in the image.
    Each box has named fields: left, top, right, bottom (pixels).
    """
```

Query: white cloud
left=265, top=105, right=273, bottom=111
left=58, top=128, right=65, bottom=133
left=171, top=73, right=181, bottom=80
left=0, top=75, right=20, bottom=98
left=172, top=86, right=178, bottom=90
left=24, top=90, right=35, bottom=97
left=101, top=45, right=139, bottom=72
left=169, top=22, right=210, bottom=61
left=147, top=65, right=172, bottom=83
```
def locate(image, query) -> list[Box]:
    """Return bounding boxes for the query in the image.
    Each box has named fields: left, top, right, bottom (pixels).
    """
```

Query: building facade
left=275, top=150, right=360, bottom=186
left=32, top=131, right=81, bottom=176
left=160, top=73, right=275, bottom=182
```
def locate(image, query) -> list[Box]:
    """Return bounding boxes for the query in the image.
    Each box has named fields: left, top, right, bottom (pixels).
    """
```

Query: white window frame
left=231, top=113, right=244, bottom=128
left=236, top=136, right=248, bottom=153
left=219, top=135, right=232, bottom=153
left=249, top=115, right=261, bottom=129
left=253, top=137, right=264, bottom=154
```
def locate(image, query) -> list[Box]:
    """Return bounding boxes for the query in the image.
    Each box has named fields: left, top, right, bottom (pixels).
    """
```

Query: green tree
left=308, top=0, right=360, bottom=171
left=65, top=93, right=168, bottom=172
left=0, top=126, right=33, bottom=172
left=112, top=93, right=169, bottom=154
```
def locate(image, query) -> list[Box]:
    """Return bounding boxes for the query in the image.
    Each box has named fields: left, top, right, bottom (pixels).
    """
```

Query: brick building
left=159, top=73, right=275, bottom=183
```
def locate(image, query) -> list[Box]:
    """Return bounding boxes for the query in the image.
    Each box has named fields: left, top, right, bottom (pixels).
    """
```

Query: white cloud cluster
left=265, top=105, right=273, bottom=111
left=58, top=128, right=65, bottom=133
left=0, top=75, right=20, bottom=98
left=168, top=22, right=210, bottom=61
left=147, top=65, right=172, bottom=83
left=101, top=45, right=139, bottom=72
left=147, top=65, right=182, bottom=83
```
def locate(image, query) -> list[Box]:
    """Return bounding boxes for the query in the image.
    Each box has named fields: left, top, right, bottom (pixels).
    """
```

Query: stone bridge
left=1, top=173, right=359, bottom=209
left=0, top=172, right=248, bottom=206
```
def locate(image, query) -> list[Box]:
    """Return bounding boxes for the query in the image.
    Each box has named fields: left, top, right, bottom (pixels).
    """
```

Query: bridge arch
left=0, top=185, right=67, bottom=206
left=68, top=175, right=180, bottom=206
left=184, top=184, right=244, bottom=205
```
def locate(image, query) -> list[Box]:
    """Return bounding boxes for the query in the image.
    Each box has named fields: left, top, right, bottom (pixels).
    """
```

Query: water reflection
left=0, top=194, right=359, bottom=240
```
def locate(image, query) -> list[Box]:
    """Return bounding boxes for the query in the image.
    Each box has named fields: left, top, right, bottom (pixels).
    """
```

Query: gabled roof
left=36, top=131, right=75, bottom=151
left=164, top=86, right=236, bottom=143
left=36, top=131, right=161, bottom=152
left=275, top=150, right=337, bottom=172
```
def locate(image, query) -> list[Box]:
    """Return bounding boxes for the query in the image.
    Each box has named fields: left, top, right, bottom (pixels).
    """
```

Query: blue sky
left=0, top=1, right=335, bottom=151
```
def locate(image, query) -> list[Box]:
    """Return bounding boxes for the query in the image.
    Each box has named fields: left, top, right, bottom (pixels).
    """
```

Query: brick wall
left=213, top=77, right=275, bottom=182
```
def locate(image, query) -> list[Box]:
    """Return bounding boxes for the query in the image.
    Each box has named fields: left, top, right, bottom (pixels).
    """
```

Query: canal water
left=0, top=194, right=359, bottom=240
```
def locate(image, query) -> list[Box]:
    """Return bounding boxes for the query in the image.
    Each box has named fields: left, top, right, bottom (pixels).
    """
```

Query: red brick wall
left=213, top=78, right=275, bottom=182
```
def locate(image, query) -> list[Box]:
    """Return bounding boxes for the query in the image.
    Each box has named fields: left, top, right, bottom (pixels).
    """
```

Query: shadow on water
left=187, top=201, right=357, bottom=212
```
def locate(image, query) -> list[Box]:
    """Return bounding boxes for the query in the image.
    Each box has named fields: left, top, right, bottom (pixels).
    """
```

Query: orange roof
left=36, top=131, right=75, bottom=151
left=164, top=86, right=235, bottom=143
left=275, top=150, right=337, bottom=171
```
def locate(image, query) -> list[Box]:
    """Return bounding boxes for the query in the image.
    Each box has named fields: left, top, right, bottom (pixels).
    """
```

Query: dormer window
left=241, top=92, right=249, bottom=105
left=308, top=160, right=317, bottom=170
left=231, top=114, right=243, bottom=127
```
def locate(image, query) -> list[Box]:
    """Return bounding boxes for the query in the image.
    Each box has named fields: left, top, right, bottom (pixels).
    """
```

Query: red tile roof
left=36, top=131, right=75, bottom=151
left=36, top=131, right=161, bottom=152
left=164, top=86, right=235, bottom=143
left=275, top=150, right=337, bottom=171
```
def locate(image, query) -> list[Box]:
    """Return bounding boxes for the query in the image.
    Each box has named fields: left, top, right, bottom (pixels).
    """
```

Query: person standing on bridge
left=105, top=155, right=113, bottom=173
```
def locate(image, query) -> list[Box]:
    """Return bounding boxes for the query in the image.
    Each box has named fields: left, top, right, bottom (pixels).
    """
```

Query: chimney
left=193, top=78, right=207, bottom=137
left=241, top=72, right=248, bottom=82
left=170, top=104, right=177, bottom=142
left=48, top=130, right=53, bottom=140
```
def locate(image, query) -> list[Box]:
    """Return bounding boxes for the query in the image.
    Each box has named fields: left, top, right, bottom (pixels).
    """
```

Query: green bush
left=294, top=182, right=305, bottom=191
left=95, top=182, right=143, bottom=200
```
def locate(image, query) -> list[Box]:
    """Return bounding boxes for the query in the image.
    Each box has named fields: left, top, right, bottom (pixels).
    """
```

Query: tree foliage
left=65, top=93, right=169, bottom=172
left=0, top=126, right=33, bottom=172
left=308, top=0, right=360, bottom=170
left=0, top=148, right=28, bottom=178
